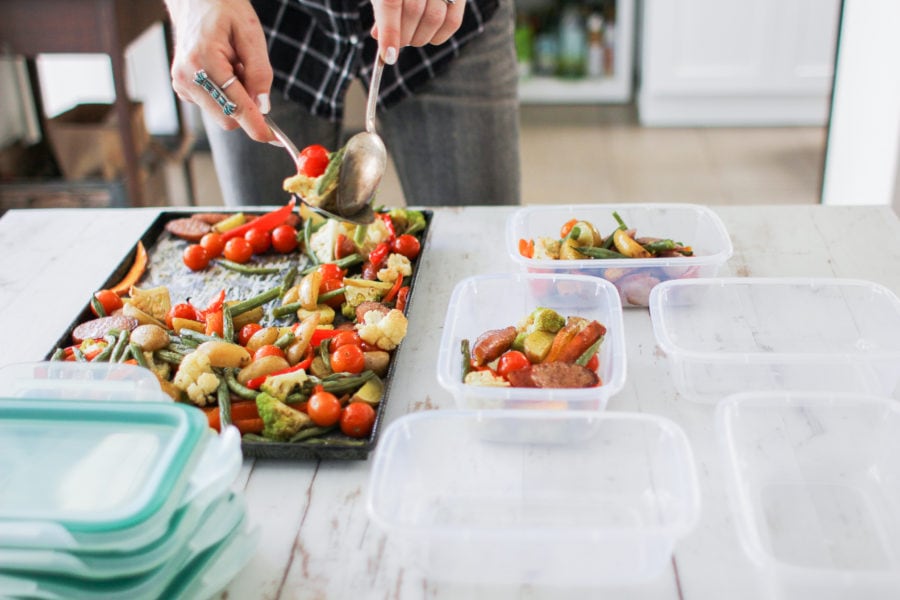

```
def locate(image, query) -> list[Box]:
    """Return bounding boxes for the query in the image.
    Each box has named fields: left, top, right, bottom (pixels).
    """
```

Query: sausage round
left=72, top=315, right=139, bottom=343
left=530, top=362, right=599, bottom=388
left=164, top=217, right=211, bottom=242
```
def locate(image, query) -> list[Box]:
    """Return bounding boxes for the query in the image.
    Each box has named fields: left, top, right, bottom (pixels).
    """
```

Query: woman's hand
left=165, top=0, right=273, bottom=142
left=371, top=0, right=466, bottom=64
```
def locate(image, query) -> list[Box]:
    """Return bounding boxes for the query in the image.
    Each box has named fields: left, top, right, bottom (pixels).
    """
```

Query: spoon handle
left=365, top=56, right=385, bottom=134
left=264, top=115, right=302, bottom=169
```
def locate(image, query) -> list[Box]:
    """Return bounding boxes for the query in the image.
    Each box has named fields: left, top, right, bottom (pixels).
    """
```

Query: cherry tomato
left=245, top=227, right=271, bottom=254
left=238, top=323, right=263, bottom=347
left=391, top=234, right=421, bottom=260
left=271, top=224, right=298, bottom=253
left=91, top=289, right=123, bottom=317
left=183, top=244, right=210, bottom=271
left=331, top=330, right=361, bottom=350
left=166, top=302, right=199, bottom=329
left=586, top=353, right=599, bottom=372
left=297, top=144, right=330, bottom=178
left=317, top=262, right=345, bottom=282
left=340, top=402, right=376, bottom=438
left=308, top=388, right=342, bottom=427
left=497, top=350, right=531, bottom=378
left=319, top=278, right=345, bottom=309
left=330, top=344, right=365, bottom=374
left=200, top=232, right=225, bottom=258
left=254, top=345, right=286, bottom=361
left=224, top=237, right=253, bottom=263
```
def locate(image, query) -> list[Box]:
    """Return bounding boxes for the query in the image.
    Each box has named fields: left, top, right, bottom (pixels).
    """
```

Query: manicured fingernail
left=257, top=93, right=271, bottom=114
left=269, top=140, right=284, bottom=147
left=384, top=47, right=397, bottom=65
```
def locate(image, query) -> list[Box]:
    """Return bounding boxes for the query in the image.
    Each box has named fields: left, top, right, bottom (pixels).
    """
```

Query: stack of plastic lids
left=0, top=362, right=258, bottom=600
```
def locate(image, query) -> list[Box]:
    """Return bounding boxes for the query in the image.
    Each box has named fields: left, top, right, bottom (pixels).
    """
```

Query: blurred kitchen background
left=0, top=0, right=897, bottom=214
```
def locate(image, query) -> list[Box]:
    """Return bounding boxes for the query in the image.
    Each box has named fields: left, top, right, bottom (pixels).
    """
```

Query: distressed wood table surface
left=1, top=205, right=898, bottom=600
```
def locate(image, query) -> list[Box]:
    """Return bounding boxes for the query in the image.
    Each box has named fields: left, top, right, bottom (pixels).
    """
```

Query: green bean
left=303, top=217, right=319, bottom=266
left=575, top=338, right=604, bottom=367
left=352, top=223, right=368, bottom=246
left=274, top=331, right=295, bottom=349
left=180, top=329, right=221, bottom=345
left=271, top=302, right=301, bottom=319
left=72, top=346, right=87, bottom=362
left=316, top=370, right=374, bottom=395
left=461, top=339, right=472, bottom=381
left=129, top=343, right=149, bottom=368
left=227, top=287, right=282, bottom=317
left=222, top=306, right=234, bottom=343
left=280, top=265, right=298, bottom=297
left=91, top=335, right=117, bottom=363
left=575, top=246, right=628, bottom=259
left=612, top=211, right=628, bottom=229
left=51, top=347, right=66, bottom=361
left=241, top=433, right=272, bottom=443
left=155, top=349, right=186, bottom=365
left=288, top=425, right=336, bottom=443
left=109, top=329, right=130, bottom=363
left=318, top=287, right=345, bottom=302
left=216, top=375, right=232, bottom=427
left=300, top=253, right=362, bottom=276
left=225, top=368, right=258, bottom=401
left=285, top=391, right=309, bottom=405
left=216, top=259, right=282, bottom=275
left=642, top=239, right=677, bottom=254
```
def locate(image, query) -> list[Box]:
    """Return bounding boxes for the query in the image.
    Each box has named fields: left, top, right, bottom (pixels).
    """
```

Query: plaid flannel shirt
left=253, top=0, right=499, bottom=121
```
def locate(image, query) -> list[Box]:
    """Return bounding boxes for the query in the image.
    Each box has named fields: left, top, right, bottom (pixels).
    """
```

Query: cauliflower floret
left=376, top=253, right=412, bottom=284
left=257, top=392, right=312, bottom=441
left=172, top=351, right=220, bottom=406
left=464, top=370, right=511, bottom=387
left=308, top=219, right=350, bottom=263
left=260, top=370, right=309, bottom=402
left=533, top=237, right=561, bottom=260
left=357, top=308, right=408, bottom=351
left=357, top=217, right=391, bottom=255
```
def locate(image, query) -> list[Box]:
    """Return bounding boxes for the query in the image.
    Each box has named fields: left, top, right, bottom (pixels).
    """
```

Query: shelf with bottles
left=514, top=0, right=633, bottom=104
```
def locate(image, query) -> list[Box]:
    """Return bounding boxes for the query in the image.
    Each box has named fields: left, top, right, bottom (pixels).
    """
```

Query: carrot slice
left=110, top=241, right=148, bottom=296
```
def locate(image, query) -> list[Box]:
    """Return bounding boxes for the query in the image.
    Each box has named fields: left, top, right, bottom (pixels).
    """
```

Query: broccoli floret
left=256, top=392, right=312, bottom=441
left=259, top=369, right=309, bottom=402
left=388, top=209, right=426, bottom=235
left=513, top=308, right=566, bottom=351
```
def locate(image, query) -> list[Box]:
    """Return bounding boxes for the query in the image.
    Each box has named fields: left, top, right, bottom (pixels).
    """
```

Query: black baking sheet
left=46, top=208, right=433, bottom=460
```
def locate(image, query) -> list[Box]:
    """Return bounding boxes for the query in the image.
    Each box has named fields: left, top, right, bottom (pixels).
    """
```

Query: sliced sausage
left=164, top=217, right=211, bottom=242
left=190, top=212, right=229, bottom=225
left=530, top=362, right=599, bottom=388
left=356, top=301, right=390, bottom=323
left=471, top=326, right=517, bottom=367
left=72, top=315, right=139, bottom=344
left=505, top=366, right=536, bottom=388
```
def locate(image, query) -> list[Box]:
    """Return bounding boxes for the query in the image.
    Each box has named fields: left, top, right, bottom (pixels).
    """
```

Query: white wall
left=822, top=0, right=900, bottom=206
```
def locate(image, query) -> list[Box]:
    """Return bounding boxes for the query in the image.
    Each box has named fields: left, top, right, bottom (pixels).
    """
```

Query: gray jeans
left=203, top=0, right=521, bottom=207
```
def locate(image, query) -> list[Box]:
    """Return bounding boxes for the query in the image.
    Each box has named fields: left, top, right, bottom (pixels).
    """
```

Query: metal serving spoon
left=334, top=55, right=388, bottom=224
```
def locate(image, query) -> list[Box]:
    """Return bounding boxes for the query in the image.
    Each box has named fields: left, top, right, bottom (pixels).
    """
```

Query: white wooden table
left=1, top=205, right=899, bottom=599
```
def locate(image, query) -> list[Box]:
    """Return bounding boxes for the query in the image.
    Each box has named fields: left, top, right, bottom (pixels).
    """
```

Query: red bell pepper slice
left=379, top=213, right=396, bottom=241
left=308, top=328, right=343, bottom=349
left=368, top=242, right=391, bottom=271
left=384, top=273, right=404, bottom=303
left=245, top=350, right=314, bottom=390
left=395, top=286, right=410, bottom=312
left=221, top=199, right=296, bottom=242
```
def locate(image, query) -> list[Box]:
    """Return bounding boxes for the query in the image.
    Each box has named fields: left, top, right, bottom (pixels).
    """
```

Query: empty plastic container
left=436, top=272, right=626, bottom=410
left=717, top=391, right=900, bottom=600
left=506, top=203, right=733, bottom=307
left=649, top=278, right=900, bottom=403
left=367, top=410, right=700, bottom=585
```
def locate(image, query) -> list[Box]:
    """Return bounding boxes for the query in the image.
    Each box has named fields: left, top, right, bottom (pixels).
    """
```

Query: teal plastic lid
left=0, top=398, right=208, bottom=549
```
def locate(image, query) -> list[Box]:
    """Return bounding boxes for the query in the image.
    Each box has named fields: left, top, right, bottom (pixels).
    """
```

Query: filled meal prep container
left=648, top=278, right=900, bottom=403
left=717, top=391, right=900, bottom=600
left=367, top=410, right=700, bottom=586
left=436, top=272, right=626, bottom=410
left=0, top=362, right=257, bottom=598
left=506, top=203, right=733, bottom=307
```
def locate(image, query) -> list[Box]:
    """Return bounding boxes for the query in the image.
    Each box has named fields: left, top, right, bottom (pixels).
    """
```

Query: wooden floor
left=168, top=104, right=827, bottom=209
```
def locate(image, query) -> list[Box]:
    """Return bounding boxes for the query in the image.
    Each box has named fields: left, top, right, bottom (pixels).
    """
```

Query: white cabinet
left=638, top=0, right=840, bottom=126
left=516, top=0, right=635, bottom=104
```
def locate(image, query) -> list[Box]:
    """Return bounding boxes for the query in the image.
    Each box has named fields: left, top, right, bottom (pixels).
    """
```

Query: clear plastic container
left=0, top=361, right=169, bottom=402
left=436, top=273, right=626, bottom=410
left=649, top=277, right=900, bottom=403
left=717, top=391, right=900, bottom=600
left=506, top=203, right=733, bottom=307
left=367, top=410, right=701, bottom=586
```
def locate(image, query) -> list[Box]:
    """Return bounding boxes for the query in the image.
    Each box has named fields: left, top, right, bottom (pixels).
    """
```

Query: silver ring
left=193, top=69, right=238, bottom=117
left=442, top=0, right=456, bottom=4
left=220, top=75, right=238, bottom=90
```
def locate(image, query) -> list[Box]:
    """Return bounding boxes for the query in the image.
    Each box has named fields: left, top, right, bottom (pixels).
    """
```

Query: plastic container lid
left=436, top=272, right=626, bottom=411
left=0, top=362, right=170, bottom=403
left=649, top=277, right=900, bottom=402
left=367, top=410, right=700, bottom=585
left=506, top=203, right=733, bottom=307
left=0, top=398, right=208, bottom=551
left=717, top=391, right=900, bottom=599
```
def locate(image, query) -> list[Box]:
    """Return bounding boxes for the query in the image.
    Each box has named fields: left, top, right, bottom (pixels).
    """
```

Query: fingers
left=371, top=0, right=465, bottom=60
left=167, top=0, right=272, bottom=141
